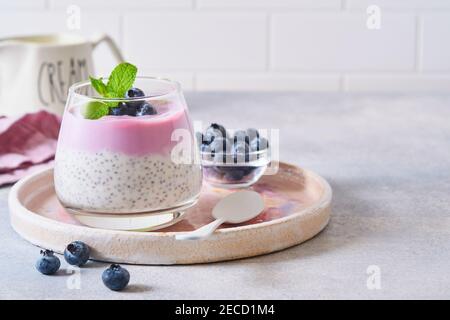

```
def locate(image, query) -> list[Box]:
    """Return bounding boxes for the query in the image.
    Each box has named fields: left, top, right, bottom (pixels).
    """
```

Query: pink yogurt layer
left=57, top=102, right=193, bottom=156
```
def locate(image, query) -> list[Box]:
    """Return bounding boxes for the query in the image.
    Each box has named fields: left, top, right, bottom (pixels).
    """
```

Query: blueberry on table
left=136, top=103, right=157, bottom=116
left=36, top=250, right=60, bottom=275
left=204, top=123, right=227, bottom=144
left=64, top=241, right=90, bottom=266
left=125, top=87, right=146, bottom=108
left=102, top=264, right=130, bottom=291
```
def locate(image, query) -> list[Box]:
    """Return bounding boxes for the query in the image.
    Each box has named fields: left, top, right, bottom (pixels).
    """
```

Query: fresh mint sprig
left=84, top=62, right=138, bottom=120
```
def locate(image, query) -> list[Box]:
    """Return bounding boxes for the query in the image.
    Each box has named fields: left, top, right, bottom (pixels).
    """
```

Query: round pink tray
left=8, top=162, right=332, bottom=265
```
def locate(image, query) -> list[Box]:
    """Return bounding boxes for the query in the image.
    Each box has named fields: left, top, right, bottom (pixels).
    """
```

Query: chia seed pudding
left=55, top=149, right=202, bottom=213
left=54, top=97, right=202, bottom=214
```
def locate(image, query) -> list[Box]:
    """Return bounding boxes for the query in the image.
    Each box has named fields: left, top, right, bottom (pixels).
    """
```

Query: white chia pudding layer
left=54, top=149, right=202, bottom=213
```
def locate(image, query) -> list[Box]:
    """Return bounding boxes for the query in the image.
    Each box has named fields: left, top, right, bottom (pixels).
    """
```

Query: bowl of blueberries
left=197, top=123, right=270, bottom=189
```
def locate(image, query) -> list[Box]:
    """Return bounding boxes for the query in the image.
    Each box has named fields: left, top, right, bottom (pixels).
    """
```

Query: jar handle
left=90, top=33, right=124, bottom=63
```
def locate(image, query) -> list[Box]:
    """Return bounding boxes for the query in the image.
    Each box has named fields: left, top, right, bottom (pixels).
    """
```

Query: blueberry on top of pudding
left=137, top=103, right=157, bottom=116
left=126, top=87, right=145, bottom=99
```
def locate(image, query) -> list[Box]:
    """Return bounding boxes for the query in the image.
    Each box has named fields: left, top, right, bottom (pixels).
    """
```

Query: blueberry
left=241, top=166, right=256, bottom=175
left=195, top=132, right=204, bottom=148
left=211, top=123, right=227, bottom=138
left=233, top=130, right=249, bottom=144
left=210, top=137, right=231, bottom=155
left=201, top=143, right=212, bottom=153
left=211, top=165, right=227, bottom=175
left=109, top=107, right=122, bottom=116
left=246, top=128, right=260, bottom=142
left=109, top=102, right=128, bottom=116
left=210, top=138, right=232, bottom=164
left=36, top=250, right=60, bottom=275
left=124, top=105, right=139, bottom=116
left=64, top=241, right=90, bottom=266
left=126, top=87, right=145, bottom=98
left=204, top=123, right=227, bottom=144
left=108, top=102, right=138, bottom=117
left=232, top=140, right=250, bottom=163
left=136, top=103, right=157, bottom=116
left=250, top=137, right=269, bottom=151
left=200, top=143, right=213, bottom=161
left=212, top=151, right=226, bottom=164
left=125, top=87, right=146, bottom=108
left=224, top=169, right=245, bottom=181
left=102, top=264, right=130, bottom=291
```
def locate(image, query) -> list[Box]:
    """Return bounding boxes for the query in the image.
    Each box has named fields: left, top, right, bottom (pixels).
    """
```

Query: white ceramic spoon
left=175, top=190, right=264, bottom=241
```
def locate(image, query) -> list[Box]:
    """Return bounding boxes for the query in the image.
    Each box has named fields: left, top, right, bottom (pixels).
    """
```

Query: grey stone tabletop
left=1, top=93, right=449, bottom=299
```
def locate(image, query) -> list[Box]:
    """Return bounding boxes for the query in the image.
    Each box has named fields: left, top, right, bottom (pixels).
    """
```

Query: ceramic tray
left=8, top=162, right=332, bottom=265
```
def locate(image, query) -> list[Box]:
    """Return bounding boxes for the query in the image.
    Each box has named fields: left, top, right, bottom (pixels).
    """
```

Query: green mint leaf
left=89, top=76, right=107, bottom=96
left=103, top=92, right=120, bottom=108
left=83, top=101, right=109, bottom=120
left=86, top=62, right=138, bottom=118
left=106, top=62, right=137, bottom=98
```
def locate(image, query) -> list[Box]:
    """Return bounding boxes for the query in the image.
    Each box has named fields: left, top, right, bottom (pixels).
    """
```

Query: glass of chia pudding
left=54, top=73, right=202, bottom=227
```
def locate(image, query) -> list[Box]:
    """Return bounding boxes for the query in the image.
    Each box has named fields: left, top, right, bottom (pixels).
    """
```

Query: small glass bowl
left=201, top=149, right=270, bottom=189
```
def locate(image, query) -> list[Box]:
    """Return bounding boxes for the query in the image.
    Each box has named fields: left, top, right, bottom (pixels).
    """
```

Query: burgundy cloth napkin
left=0, top=111, right=61, bottom=186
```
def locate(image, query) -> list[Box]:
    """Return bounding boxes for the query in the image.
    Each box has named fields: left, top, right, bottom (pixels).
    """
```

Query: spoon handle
left=175, top=218, right=225, bottom=240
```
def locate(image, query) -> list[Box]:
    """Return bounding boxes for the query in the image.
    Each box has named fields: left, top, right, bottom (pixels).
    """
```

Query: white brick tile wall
left=0, top=12, right=120, bottom=41
left=197, top=73, right=340, bottom=91
left=421, top=14, right=450, bottom=71
left=271, top=13, right=416, bottom=71
left=139, top=70, right=195, bottom=91
left=48, top=0, right=193, bottom=10
left=123, top=13, right=266, bottom=71
left=1, top=0, right=450, bottom=92
left=0, top=0, right=47, bottom=9
left=197, top=0, right=341, bottom=10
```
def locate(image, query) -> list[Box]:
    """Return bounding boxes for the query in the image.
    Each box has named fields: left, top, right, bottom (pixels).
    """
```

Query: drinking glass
left=54, top=77, right=202, bottom=230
